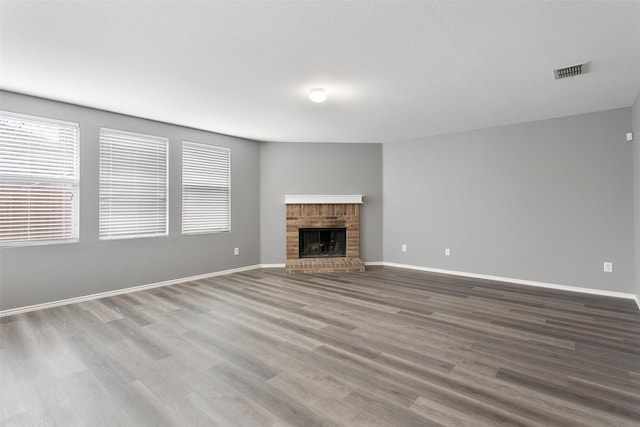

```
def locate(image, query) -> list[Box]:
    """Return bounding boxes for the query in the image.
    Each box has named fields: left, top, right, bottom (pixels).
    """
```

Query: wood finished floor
left=1, top=266, right=639, bottom=426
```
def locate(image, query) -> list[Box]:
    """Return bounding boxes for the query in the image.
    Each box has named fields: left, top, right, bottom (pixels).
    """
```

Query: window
left=99, top=128, right=168, bottom=239
left=0, top=111, right=79, bottom=247
left=182, top=141, right=230, bottom=234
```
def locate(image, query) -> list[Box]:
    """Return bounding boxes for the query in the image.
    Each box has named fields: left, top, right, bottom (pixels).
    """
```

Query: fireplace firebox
left=299, top=228, right=346, bottom=258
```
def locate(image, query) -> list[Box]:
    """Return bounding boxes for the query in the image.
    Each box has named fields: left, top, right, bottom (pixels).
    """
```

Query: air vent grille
left=554, top=62, right=590, bottom=80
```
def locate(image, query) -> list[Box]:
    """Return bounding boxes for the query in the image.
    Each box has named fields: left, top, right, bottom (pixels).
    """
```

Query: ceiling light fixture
left=308, top=88, right=327, bottom=103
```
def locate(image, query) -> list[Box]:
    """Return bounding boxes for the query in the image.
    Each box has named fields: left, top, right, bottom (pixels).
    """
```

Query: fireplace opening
left=299, top=228, right=346, bottom=258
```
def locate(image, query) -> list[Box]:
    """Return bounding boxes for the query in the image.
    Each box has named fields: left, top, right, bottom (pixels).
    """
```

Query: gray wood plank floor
left=1, top=266, right=639, bottom=426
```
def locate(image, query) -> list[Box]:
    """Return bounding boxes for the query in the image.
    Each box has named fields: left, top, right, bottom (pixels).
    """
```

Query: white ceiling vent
left=554, top=62, right=590, bottom=80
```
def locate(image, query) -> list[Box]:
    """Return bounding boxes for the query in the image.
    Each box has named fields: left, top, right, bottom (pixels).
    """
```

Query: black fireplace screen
left=299, top=228, right=346, bottom=258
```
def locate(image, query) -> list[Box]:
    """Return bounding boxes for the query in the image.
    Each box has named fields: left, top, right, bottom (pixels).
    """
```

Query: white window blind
left=182, top=141, right=230, bottom=234
left=99, top=128, right=168, bottom=239
left=0, top=111, right=79, bottom=247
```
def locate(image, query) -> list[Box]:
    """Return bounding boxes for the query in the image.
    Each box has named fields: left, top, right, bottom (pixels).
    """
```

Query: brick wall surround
left=285, top=203, right=365, bottom=273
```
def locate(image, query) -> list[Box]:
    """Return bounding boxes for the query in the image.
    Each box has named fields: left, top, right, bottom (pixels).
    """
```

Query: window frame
left=181, top=141, right=231, bottom=235
left=99, top=127, right=169, bottom=240
left=0, top=111, right=80, bottom=247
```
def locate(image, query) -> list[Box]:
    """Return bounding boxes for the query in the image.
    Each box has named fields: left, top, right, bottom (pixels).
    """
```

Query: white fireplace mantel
left=284, top=195, right=363, bottom=204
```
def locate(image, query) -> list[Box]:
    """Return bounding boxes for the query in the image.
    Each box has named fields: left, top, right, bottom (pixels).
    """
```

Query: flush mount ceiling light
left=308, top=88, right=327, bottom=103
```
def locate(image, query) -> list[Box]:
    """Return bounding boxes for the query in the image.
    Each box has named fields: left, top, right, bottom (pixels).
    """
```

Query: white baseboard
left=0, top=264, right=262, bottom=318
left=254, top=261, right=639, bottom=304
left=382, top=262, right=637, bottom=301
left=3, top=262, right=637, bottom=317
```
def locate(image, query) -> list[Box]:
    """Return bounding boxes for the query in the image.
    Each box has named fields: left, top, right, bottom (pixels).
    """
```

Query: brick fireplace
left=285, top=195, right=365, bottom=273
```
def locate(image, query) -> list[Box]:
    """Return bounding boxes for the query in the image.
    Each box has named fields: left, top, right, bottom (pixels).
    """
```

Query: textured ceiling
left=1, top=1, right=639, bottom=143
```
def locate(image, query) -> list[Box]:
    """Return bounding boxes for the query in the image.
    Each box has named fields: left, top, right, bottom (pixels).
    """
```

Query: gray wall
left=634, top=92, right=640, bottom=303
left=0, top=91, right=261, bottom=310
left=383, top=108, right=636, bottom=293
left=1, top=91, right=636, bottom=311
left=259, top=142, right=383, bottom=264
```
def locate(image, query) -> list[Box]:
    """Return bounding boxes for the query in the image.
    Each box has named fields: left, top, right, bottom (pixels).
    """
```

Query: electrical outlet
left=234, top=247, right=240, bottom=256
left=445, top=248, right=450, bottom=256
left=401, top=244, right=407, bottom=252
left=603, top=262, right=613, bottom=273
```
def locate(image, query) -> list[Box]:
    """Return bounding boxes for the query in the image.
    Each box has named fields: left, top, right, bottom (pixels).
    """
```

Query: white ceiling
left=1, top=1, right=639, bottom=143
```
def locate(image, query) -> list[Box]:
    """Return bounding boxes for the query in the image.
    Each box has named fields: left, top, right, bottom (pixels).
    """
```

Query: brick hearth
left=285, top=203, right=365, bottom=273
